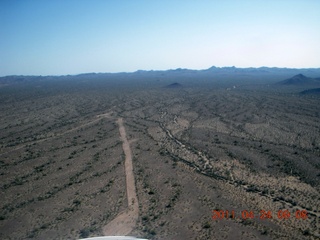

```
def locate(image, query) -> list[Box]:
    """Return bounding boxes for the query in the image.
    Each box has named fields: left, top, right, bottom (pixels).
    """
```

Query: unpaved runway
left=102, top=118, right=139, bottom=236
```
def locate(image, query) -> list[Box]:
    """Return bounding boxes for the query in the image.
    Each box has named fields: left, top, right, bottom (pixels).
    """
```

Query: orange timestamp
left=212, top=209, right=308, bottom=220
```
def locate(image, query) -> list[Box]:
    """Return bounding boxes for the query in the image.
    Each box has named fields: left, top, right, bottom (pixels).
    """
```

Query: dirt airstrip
left=103, top=118, right=139, bottom=236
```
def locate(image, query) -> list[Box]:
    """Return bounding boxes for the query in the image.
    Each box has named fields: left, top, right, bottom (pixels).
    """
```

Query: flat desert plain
left=0, top=74, right=320, bottom=239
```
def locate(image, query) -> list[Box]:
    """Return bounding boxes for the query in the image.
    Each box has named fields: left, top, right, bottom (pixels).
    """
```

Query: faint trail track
left=0, top=112, right=112, bottom=157
left=102, top=118, right=139, bottom=236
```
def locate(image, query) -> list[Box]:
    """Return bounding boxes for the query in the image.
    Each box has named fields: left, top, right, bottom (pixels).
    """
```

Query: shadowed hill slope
left=164, top=82, right=183, bottom=89
left=300, top=87, right=320, bottom=95
left=278, top=74, right=320, bottom=86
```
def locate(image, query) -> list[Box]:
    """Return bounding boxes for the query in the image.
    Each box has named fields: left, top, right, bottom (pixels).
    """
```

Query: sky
left=0, top=0, right=320, bottom=76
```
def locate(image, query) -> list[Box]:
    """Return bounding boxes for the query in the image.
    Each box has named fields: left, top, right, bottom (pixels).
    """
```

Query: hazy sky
left=1, top=0, right=319, bottom=76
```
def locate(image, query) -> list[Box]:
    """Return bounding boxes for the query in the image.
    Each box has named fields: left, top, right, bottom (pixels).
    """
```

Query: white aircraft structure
left=79, top=236, right=147, bottom=240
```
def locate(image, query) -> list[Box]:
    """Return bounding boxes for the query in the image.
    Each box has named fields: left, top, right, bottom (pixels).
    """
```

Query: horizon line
left=1, top=65, right=320, bottom=78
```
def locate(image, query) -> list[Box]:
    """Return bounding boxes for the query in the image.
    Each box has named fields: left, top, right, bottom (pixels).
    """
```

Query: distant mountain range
left=1, top=66, right=320, bottom=86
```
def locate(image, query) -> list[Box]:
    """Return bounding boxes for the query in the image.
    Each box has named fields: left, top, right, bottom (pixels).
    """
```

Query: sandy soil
left=102, top=118, right=139, bottom=236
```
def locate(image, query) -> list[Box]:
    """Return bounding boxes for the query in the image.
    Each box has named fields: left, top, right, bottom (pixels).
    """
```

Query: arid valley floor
left=1, top=69, right=320, bottom=239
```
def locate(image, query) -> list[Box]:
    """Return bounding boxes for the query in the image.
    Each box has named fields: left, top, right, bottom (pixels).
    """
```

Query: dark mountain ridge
left=300, top=88, right=320, bottom=95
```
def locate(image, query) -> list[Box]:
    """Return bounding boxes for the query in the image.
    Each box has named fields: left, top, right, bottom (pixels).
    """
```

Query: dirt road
left=102, top=118, right=139, bottom=236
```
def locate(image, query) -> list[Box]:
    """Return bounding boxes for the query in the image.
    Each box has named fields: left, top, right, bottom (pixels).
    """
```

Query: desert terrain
left=1, top=68, right=320, bottom=239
